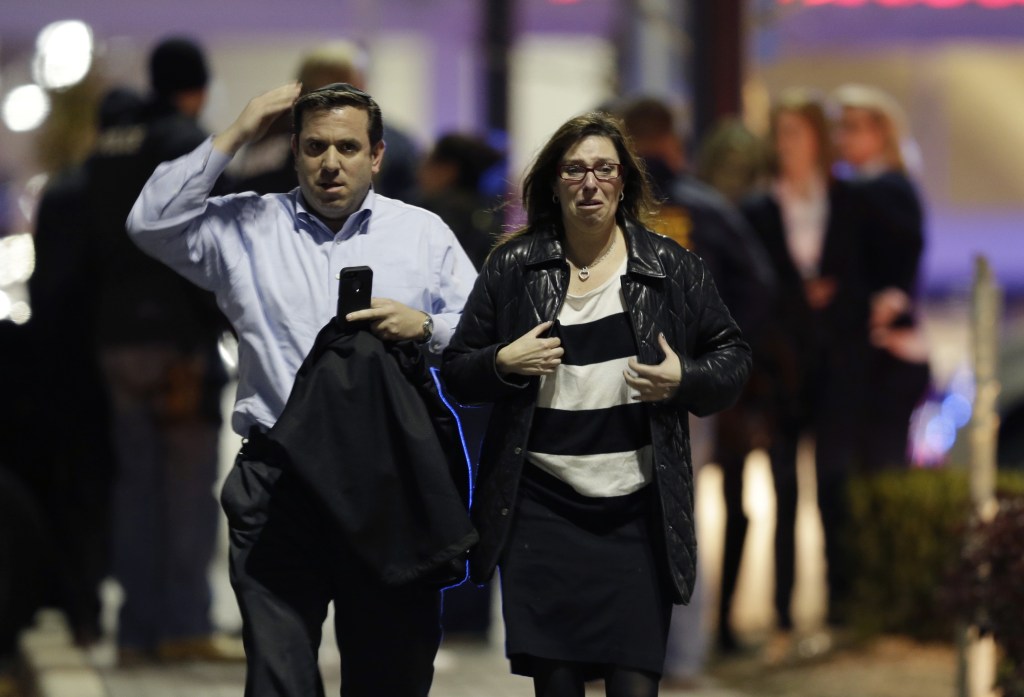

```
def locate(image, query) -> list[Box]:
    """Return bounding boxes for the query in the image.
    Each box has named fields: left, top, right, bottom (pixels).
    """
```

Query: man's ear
left=291, top=134, right=299, bottom=170
left=370, top=140, right=385, bottom=174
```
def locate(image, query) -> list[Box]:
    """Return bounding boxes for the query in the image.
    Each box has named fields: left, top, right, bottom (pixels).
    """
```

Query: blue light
left=924, top=414, right=957, bottom=453
left=941, top=392, right=973, bottom=429
left=429, top=365, right=474, bottom=591
left=428, top=366, right=474, bottom=507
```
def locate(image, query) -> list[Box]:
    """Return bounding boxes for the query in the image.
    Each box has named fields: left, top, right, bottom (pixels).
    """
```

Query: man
left=82, top=38, right=232, bottom=664
left=619, top=96, right=776, bottom=679
left=127, top=82, right=476, bottom=696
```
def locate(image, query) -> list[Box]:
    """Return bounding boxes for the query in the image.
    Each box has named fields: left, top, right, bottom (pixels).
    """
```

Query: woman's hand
left=625, top=333, right=681, bottom=402
left=496, top=321, right=563, bottom=376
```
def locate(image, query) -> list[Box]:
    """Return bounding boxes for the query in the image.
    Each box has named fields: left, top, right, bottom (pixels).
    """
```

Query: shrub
left=844, top=468, right=1024, bottom=641
left=945, top=497, right=1024, bottom=697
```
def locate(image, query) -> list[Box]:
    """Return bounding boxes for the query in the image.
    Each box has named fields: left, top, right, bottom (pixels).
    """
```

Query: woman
left=834, top=84, right=930, bottom=471
left=442, top=112, right=750, bottom=696
left=740, top=90, right=870, bottom=649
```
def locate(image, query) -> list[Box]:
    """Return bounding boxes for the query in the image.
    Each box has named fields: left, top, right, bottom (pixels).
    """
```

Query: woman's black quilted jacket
left=441, top=219, right=751, bottom=604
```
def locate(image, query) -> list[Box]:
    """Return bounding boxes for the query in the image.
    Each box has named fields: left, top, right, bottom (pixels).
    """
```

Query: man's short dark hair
left=291, top=82, right=384, bottom=147
left=620, top=97, right=675, bottom=141
left=149, top=37, right=209, bottom=97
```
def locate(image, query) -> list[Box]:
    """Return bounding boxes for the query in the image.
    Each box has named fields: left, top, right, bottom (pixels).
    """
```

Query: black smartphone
left=337, top=266, right=373, bottom=323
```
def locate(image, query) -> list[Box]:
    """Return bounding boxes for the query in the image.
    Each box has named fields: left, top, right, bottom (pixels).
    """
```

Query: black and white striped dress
left=501, top=259, right=673, bottom=679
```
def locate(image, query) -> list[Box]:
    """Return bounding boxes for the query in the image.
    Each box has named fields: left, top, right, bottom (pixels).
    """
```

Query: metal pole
left=958, top=255, right=1002, bottom=697
left=969, top=256, right=1001, bottom=520
left=690, top=0, right=744, bottom=144
left=483, top=0, right=512, bottom=134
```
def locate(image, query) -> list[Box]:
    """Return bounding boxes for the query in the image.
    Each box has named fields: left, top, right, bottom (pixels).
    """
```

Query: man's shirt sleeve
left=426, top=216, right=478, bottom=353
left=126, top=137, right=238, bottom=293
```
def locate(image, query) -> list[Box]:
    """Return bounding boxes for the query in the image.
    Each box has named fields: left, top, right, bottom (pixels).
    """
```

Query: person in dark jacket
left=81, top=38, right=232, bottom=664
left=740, top=90, right=871, bottom=655
left=415, top=133, right=504, bottom=271
left=618, top=96, right=776, bottom=679
left=27, top=93, right=132, bottom=643
left=834, top=84, right=930, bottom=471
left=442, top=112, right=750, bottom=697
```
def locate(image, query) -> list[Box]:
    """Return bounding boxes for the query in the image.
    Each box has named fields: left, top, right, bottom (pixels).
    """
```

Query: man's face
left=292, top=106, right=384, bottom=231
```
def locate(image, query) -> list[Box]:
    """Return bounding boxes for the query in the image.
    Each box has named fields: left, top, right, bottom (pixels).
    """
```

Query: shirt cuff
left=204, top=136, right=234, bottom=175
left=425, top=313, right=450, bottom=354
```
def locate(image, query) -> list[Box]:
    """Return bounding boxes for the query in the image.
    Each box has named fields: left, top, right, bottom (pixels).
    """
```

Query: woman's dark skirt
left=499, top=463, right=672, bottom=680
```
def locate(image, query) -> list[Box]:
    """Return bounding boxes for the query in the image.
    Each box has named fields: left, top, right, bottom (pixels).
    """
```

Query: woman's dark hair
left=292, top=82, right=383, bottom=147
left=518, top=111, right=656, bottom=233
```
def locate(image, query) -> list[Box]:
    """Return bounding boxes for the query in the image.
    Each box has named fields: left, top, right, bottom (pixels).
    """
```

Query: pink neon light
left=777, top=0, right=1024, bottom=6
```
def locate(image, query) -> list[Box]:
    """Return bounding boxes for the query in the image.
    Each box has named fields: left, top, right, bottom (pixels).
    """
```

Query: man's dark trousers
left=221, top=435, right=442, bottom=697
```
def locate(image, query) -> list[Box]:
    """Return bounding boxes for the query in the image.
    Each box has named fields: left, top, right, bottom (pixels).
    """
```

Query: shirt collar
left=294, top=187, right=376, bottom=240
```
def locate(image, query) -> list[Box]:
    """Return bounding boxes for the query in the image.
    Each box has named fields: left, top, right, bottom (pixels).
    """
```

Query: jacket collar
left=522, top=218, right=666, bottom=279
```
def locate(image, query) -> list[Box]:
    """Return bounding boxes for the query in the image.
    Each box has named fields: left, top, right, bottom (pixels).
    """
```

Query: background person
left=442, top=111, right=750, bottom=697
left=82, top=37, right=232, bottom=664
left=740, top=90, right=870, bottom=656
left=414, top=132, right=504, bottom=271
left=617, top=95, right=775, bottom=681
left=127, top=81, right=476, bottom=697
left=21, top=88, right=146, bottom=649
left=834, top=83, right=930, bottom=472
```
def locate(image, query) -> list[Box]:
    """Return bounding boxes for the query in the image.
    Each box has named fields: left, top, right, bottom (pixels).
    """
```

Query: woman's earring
left=553, top=194, right=559, bottom=203
left=619, top=192, right=625, bottom=201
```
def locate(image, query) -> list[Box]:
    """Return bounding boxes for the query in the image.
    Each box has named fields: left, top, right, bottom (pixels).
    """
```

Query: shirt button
left=514, top=447, right=522, bottom=455
left=500, top=508, right=510, bottom=516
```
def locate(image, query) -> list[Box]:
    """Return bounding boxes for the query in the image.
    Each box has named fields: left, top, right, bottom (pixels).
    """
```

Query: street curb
left=18, top=610, right=105, bottom=697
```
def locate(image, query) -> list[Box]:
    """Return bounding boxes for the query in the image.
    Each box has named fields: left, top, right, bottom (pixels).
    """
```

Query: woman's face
left=553, top=135, right=625, bottom=234
left=836, top=106, right=885, bottom=167
left=774, top=110, right=820, bottom=179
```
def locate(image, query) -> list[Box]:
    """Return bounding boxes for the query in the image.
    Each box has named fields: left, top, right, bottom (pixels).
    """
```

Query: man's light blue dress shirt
left=127, top=138, right=477, bottom=435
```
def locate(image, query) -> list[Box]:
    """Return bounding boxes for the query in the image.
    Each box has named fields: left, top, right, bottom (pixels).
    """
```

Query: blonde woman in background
left=834, top=84, right=930, bottom=472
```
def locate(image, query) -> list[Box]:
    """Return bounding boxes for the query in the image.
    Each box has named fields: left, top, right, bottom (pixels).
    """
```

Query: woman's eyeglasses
left=558, top=163, right=623, bottom=182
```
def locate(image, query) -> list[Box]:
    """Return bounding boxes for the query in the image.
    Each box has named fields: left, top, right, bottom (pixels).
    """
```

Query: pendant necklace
left=575, top=237, right=616, bottom=281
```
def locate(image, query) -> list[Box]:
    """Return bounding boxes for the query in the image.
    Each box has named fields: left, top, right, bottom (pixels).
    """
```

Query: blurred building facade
left=1, top=1, right=1022, bottom=298
left=2, top=0, right=1024, bottom=441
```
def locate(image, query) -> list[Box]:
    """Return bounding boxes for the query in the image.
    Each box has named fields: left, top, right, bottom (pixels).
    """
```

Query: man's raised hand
left=213, top=82, right=302, bottom=156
